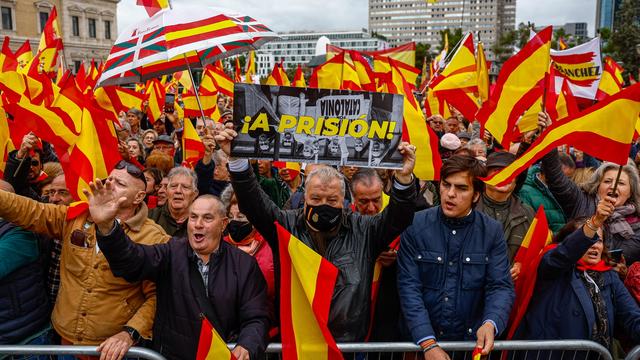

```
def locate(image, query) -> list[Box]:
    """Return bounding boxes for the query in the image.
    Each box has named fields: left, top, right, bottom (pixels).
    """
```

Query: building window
left=74, top=60, right=82, bottom=74
left=39, top=11, right=49, bottom=32
left=71, top=16, right=79, bottom=36
left=1, top=7, right=12, bottom=30
left=104, top=20, right=111, bottom=39
left=88, top=18, right=96, bottom=38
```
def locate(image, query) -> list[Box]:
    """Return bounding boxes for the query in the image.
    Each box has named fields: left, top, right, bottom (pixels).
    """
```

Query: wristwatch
left=123, top=326, right=142, bottom=344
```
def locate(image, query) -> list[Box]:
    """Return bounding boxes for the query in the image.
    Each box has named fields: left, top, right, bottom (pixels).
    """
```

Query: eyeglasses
left=114, top=160, right=147, bottom=188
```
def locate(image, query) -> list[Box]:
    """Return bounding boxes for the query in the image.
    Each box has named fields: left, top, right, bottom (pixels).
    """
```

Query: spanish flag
left=506, top=205, right=553, bottom=339
left=265, top=63, right=291, bottom=86
left=0, top=103, right=13, bottom=178
left=477, top=41, right=490, bottom=103
left=483, top=83, right=640, bottom=187
left=144, top=78, right=165, bottom=123
left=558, top=37, right=568, bottom=50
left=234, top=57, right=242, bottom=83
left=182, top=92, right=220, bottom=121
left=327, top=42, right=416, bottom=68
left=245, top=51, right=256, bottom=84
left=293, top=64, right=306, bottom=88
left=196, top=317, right=236, bottom=360
left=477, top=26, right=552, bottom=148
left=309, top=52, right=346, bottom=89
left=596, top=56, right=624, bottom=101
left=15, top=40, right=33, bottom=73
left=276, top=222, right=343, bottom=360
left=136, top=0, right=170, bottom=17
left=202, top=64, right=234, bottom=97
left=429, top=33, right=477, bottom=93
left=182, top=116, right=205, bottom=168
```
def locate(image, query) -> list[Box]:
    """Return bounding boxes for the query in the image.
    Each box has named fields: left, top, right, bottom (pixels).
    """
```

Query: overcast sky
left=116, top=0, right=597, bottom=39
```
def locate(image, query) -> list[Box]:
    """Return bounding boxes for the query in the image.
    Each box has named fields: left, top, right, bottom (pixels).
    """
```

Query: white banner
left=550, top=37, right=602, bottom=99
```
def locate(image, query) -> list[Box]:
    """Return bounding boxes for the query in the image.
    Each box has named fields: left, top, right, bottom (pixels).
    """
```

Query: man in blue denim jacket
left=398, top=155, right=515, bottom=359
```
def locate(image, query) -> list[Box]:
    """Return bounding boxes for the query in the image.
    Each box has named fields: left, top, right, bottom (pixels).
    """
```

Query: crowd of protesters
left=2, top=97, right=640, bottom=360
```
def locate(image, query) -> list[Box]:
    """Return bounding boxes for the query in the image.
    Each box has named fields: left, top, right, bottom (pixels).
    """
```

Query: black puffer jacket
left=230, top=165, right=416, bottom=341
left=541, top=149, right=640, bottom=264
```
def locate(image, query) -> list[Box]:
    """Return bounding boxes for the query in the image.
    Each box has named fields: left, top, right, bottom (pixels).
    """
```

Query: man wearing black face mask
left=215, top=122, right=417, bottom=342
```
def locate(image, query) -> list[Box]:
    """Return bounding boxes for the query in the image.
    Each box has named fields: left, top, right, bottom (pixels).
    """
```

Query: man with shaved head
left=0, top=161, right=169, bottom=360
left=92, top=188, right=270, bottom=360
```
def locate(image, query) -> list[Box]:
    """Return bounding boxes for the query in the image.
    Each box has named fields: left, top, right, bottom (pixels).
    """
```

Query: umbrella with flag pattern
left=97, top=4, right=278, bottom=86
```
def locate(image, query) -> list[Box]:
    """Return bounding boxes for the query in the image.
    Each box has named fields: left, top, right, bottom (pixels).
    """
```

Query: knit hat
left=440, top=133, right=461, bottom=151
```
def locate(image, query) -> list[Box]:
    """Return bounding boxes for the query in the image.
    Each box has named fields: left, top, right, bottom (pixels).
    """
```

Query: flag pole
left=611, top=165, right=624, bottom=197
left=182, top=54, right=207, bottom=121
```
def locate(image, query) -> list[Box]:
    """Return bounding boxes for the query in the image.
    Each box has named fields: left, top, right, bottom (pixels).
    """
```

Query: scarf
left=576, top=259, right=612, bottom=272
left=577, top=268, right=611, bottom=349
left=607, top=204, right=640, bottom=239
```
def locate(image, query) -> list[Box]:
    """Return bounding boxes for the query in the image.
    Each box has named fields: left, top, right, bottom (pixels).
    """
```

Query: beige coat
left=0, top=190, right=170, bottom=344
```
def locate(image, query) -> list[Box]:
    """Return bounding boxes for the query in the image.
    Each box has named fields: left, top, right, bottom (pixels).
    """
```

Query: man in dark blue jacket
left=398, top=155, right=515, bottom=359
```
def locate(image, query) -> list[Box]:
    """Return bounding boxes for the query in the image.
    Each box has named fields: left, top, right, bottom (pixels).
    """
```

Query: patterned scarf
left=578, top=268, right=611, bottom=349
left=607, top=204, right=640, bottom=239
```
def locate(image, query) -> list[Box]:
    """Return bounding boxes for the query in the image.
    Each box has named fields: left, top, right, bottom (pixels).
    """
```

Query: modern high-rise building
left=595, top=0, right=623, bottom=31
left=256, top=29, right=388, bottom=76
left=0, top=0, right=119, bottom=72
left=368, top=0, right=517, bottom=60
left=562, top=22, right=589, bottom=39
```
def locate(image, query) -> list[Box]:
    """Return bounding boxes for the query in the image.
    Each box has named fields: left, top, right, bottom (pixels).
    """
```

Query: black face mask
left=305, top=204, right=342, bottom=232
left=227, top=220, right=254, bottom=243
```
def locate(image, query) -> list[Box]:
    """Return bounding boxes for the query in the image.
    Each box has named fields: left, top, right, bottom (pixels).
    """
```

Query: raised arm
left=0, top=190, right=67, bottom=240
left=539, top=196, right=615, bottom=279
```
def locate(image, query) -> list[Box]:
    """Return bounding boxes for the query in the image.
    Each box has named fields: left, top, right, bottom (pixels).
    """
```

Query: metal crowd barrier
left=625, top=346, right=640, bottom=360
left=0, top=346, right=165, bottom=360
left=0, top=341, right=613, bottom=360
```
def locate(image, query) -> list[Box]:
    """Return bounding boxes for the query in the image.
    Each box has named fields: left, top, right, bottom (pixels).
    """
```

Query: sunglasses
left=31, top=159, right=40, bottom=167
left=115, top=160, right=147, bottom=188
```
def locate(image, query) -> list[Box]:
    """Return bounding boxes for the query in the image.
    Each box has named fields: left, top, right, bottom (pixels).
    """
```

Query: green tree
left=493, top=29, right=517, bottom=63
left=415, top=42, right=431, bottom=74
left=610, top=0, right=640, bottom=82
left=438, top=28, right=463, bottom=52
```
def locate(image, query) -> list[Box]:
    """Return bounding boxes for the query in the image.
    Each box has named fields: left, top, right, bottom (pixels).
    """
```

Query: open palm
left=83, top=178, right=126, bottom=228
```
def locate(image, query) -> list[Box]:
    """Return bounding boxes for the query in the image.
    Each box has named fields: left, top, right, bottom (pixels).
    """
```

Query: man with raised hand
left=214, top=122, right=417, bottom=342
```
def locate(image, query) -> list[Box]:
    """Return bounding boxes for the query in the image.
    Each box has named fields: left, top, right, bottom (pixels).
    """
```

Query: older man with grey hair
left=214, top=122, right=418, bottom=342
left=149, top=167, right=199, bottom=237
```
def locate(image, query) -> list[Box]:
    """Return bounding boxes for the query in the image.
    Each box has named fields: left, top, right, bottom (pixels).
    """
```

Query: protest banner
left=231, top=83, right=405, bottom=168
left=550, top=37, right=602, bottom=99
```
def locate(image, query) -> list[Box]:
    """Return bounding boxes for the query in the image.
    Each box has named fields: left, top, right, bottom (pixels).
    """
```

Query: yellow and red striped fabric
left=388, top=59, right=441, bottom=180
left=293, top=64, right=306, bottom=87
left=327, top=42, right=416, bottom=67
left=182, top=116, right=205, bottom=168
left=182, top=92, right=221, bottom=121
left=483, top=83, right=640, bottom=187
left=476, top=42, right=490, bottom=103
left=15, top=40, right=33, bottom=73
left=309, top=52, right=345, bottom=89
left=476, top=26, right=552, bottom=148
left=145, top=78, right=165, bottom=122
left=196, top=317, right=236, bottom=360
left=558, top=37, right=568, bottom=50
left=0, top=103, right=13, bottom=178
left=245, top=51, right=256, bottom=83
left=506, top=205, right=553, bottom=339
left=276, top=222, right=343, bottom=360
left=136, top=0, right=170, bottom=17
left=273, top=161, right=301, bottom=178
left=201, top=64, right=234, bottom=97
left=174, top=70, right=195, bottom=94
left=65, top=201, right=90, bottom=220
left=596, top=56, right=624, bottom=101
left=429, top=33, right=477, bottom=93
left=265, top=63, right=291, bottom=86
left=234, top=57, right=242, bottom=83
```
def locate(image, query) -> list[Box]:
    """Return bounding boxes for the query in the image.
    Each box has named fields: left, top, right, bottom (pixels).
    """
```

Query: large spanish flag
left=476, top=41, right=490, bottom=103
left=182, top=92, right=220, bottom=120
left=276, top=222, right=343, bottom=360
left=483, top=83, right=640, bottom=187
left=144, top=78, right=165, bottom=123
left=201, top=64, right=234, bottom=97
left=309, top=52, right=345, bottom=89
left=196, top=317, right=236, bottom=360
left=476, top=26, right=552, bottom=148
left=15, top=40, right=33, bottom=73
left=506, top=206, right=553, bottom=339
left=429, top=33, right=477, bottom=93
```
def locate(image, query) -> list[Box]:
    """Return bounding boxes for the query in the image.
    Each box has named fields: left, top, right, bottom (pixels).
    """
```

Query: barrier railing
left=0, top=346, right=166, bottom=360
left=0, top=340, right=612, bottom=360
left=625, top=346, right=640, bottom=360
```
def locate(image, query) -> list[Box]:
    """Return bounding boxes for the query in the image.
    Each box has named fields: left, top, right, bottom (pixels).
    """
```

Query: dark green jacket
left=148, top=204, right=187, bottom=238
left=518, top=165, right=566, bottom=234
left=476, top=194, right=535, bottom=263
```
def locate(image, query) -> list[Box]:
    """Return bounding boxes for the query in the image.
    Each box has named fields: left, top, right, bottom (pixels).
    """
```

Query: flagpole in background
left=182, top=54, right=207, bottom=121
